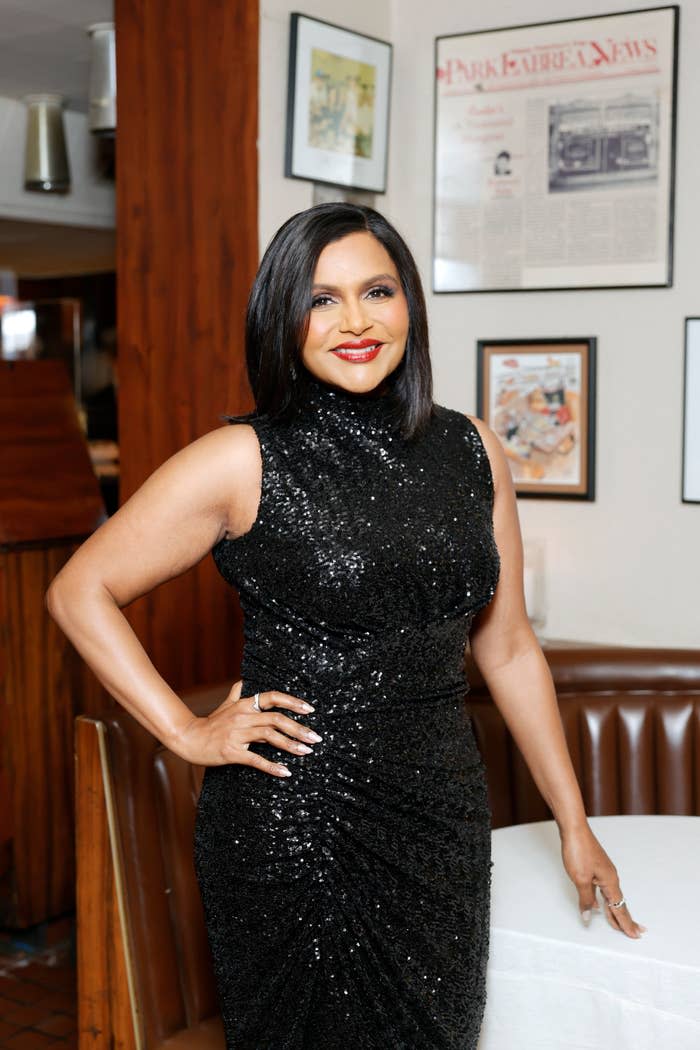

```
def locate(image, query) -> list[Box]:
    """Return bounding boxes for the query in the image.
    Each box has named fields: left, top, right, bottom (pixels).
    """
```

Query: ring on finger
left=608, top=896, right=626, bottom=909
left=252, top=691, right=262, bottom=712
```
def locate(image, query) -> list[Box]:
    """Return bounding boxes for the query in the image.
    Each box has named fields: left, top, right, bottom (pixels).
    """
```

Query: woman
left=47, top=203, right=644, bottom=1049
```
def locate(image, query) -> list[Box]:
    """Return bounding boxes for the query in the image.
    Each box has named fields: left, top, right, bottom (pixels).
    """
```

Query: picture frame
left=285, top=13, right=392, bottom=193
left=434, top=6, right=679, bottom=293
left=476, top=338, right=596, bottom=499
left=682, top=319, right=700, bottom=504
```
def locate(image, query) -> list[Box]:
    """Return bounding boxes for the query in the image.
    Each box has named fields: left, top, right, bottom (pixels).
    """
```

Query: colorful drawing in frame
left=286, top=14, right=392, bottom=193
left=476, top=338, right=596, bottom=499
left=308, top=49, right=376, bottom=159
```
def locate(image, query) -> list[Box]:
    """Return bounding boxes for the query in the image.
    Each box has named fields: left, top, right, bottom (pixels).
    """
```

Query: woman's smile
left=330, top=339, right=385, bottom=363
left=300, top=231, right=409, bottom=393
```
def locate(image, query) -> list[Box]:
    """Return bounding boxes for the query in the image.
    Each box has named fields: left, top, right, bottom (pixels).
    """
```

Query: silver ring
left=608, top=897, right=626, bottom=909
left=252, top=691, right=262, bottom=712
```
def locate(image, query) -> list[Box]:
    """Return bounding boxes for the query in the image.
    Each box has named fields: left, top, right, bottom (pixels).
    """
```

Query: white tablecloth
left=478, top=815, right=700, bottom=1050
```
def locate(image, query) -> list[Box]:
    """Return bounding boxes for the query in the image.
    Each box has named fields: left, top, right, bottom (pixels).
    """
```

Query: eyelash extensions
left=310, top=285, right=396, bottom=309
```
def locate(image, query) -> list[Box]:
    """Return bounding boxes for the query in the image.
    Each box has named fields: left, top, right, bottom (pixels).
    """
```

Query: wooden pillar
left=115, top=0, right=259, bottom=690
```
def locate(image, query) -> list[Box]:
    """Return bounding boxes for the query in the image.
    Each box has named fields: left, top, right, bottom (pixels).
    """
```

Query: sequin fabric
left=193, top=373, right=501, bottom=1049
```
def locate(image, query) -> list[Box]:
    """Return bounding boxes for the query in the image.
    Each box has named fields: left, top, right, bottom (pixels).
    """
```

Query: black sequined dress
left=193, top=374, right=501, bottom=1049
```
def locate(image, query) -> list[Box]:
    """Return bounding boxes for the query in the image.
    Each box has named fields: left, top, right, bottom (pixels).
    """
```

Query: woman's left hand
left=559, top=822, right=647, bottom=939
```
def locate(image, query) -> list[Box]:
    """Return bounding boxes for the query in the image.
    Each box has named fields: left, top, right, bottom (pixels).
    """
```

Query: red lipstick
left=331, top=339, right=384, bottom=363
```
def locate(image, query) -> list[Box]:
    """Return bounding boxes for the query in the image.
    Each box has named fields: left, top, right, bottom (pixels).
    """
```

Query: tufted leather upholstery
left=465, top=646, right=700, bottom=828
left=79, top=646, right=700, bottom=1047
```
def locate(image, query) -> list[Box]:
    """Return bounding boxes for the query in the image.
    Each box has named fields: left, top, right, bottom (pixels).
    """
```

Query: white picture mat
left=290, top=16, right=391, bottom=191
left=683, top=320, right=700, bottom=502
left=434, top=7, right=678, bottom=292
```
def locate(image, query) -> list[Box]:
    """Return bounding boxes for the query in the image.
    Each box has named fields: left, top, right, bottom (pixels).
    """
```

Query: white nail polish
left=581, top=910, right=592, bottom=924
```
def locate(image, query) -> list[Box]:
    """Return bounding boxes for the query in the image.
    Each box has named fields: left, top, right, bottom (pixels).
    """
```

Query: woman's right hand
left=173, top=679, right=322, bottom=777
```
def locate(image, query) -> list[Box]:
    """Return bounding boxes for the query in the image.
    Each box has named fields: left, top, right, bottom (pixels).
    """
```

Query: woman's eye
left=366, top=285, right=394, bottom=300
left=311, top=294, right=335, bottom=308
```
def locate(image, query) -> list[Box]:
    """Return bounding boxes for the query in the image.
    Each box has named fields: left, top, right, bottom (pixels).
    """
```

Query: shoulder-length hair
left=231, top=202, right=433, bottom=440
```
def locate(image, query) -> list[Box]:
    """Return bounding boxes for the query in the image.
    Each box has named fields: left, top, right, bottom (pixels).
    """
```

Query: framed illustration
left=434, top=6, right=679, bottom=293
left=285, top=13, right=392, bottom=193
left=682, top=319, right=700, bottom=503
left=476, top=338, right=596, bottom=499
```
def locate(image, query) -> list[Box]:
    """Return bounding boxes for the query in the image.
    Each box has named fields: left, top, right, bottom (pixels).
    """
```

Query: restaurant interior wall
left=382, top=0, right=698, bottom=647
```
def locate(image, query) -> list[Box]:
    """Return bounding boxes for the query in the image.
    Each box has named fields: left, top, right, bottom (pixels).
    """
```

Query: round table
left=478, top=815, right=700, bottom=1049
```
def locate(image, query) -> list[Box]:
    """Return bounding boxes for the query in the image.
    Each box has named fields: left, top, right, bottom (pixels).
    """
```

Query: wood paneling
left=0, top=360, right=105, bottom=546
left=0, top=358, right=108, bottom=926
left=115, top=0, right=259, bottom=691
left=0, top=543, right=101, bottom=926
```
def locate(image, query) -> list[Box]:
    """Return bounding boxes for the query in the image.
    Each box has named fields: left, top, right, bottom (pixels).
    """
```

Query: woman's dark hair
left=232, top=202, right=433, bottom=439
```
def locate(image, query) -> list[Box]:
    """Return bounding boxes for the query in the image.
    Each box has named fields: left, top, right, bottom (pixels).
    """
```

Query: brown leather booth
left=75, top=645, right=700, bottom=1049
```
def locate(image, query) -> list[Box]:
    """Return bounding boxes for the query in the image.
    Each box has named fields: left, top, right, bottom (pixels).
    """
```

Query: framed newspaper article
left=434, top=7, right=679, bottom=293
left=285, top=14, right=392, bottom=193
left=476, top=338, right=596, bottom=499
left=682, top=319, right=700, bottom=504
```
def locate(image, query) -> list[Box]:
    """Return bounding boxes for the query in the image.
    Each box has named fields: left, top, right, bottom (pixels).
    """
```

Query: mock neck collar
left=296, top=370, right=400, bottom=429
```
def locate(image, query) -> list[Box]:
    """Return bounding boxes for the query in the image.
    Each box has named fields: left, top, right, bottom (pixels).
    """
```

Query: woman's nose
left=339, top=297, right=371, bottom=334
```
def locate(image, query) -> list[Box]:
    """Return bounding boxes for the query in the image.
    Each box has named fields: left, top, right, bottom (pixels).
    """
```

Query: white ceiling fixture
left=87, top=22, right=115, bottom=135
left=23, top=93, right=70, bottom=193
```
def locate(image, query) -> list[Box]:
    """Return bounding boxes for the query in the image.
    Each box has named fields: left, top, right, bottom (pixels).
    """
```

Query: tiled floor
left=0, top=921, right=77, bottom=1049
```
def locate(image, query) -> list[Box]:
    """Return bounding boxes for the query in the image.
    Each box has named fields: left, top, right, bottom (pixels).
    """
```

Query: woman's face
left=300, top=231, right=409, bottom=394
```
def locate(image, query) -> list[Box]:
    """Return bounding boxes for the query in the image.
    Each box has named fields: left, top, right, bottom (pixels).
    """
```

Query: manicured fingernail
left=301, top=703, right=314, bottom=712
left=581, top=910, right=592, bottom=924
left=296, top=743, right=313, bottom=754
left=277, top=765, right=292, bottom=776
left=305, top=731, right=322, bottom=742
left=639, top=925, right=648, bottom=933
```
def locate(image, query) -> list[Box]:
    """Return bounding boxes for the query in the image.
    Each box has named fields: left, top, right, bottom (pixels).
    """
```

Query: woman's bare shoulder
left=166, top=421, right=260, bottom=477
left=117, top=421, right=263, bottom=529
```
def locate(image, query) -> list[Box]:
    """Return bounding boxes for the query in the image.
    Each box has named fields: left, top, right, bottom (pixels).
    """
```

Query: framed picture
left=434, top=6, right=679, bottom=293
left=285, top=13, right=392, bottom=193
left=683, top=319, right=700, bottom=504
left=476, top=338, right=596, bottom=499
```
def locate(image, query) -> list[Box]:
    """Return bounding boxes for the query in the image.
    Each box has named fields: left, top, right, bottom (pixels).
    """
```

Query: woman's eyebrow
left=311, top=273, right=399, bottom=292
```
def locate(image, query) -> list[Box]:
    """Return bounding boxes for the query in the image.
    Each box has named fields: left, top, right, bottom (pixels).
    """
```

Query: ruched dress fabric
left=193, top=375, right=501, bottom=1049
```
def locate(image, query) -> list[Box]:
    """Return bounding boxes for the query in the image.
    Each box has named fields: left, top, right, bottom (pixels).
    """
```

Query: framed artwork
left=285, top=13, right=392, bottom=193
left=682, top=319, right=700, bottom=504
left=476, top=338, right=596, bottom=499
left=434, top=6, right=679, bottom=293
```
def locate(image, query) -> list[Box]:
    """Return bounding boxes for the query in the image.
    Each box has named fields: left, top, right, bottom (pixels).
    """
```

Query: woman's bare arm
left=466, top=416, right=587, bottom=833
left=465, top=415, right=645, bottom=938
left=46, top=424, right=319, bottom=776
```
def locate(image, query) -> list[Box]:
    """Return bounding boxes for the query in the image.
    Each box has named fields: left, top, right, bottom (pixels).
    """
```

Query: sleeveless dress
left=193, top=374, right=501, bottom=1049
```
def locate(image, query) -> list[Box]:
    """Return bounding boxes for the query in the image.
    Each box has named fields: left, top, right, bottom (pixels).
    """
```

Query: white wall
left=260, top=0, right=699, bottom=648
left=0, top=96, right=114, bottom=228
